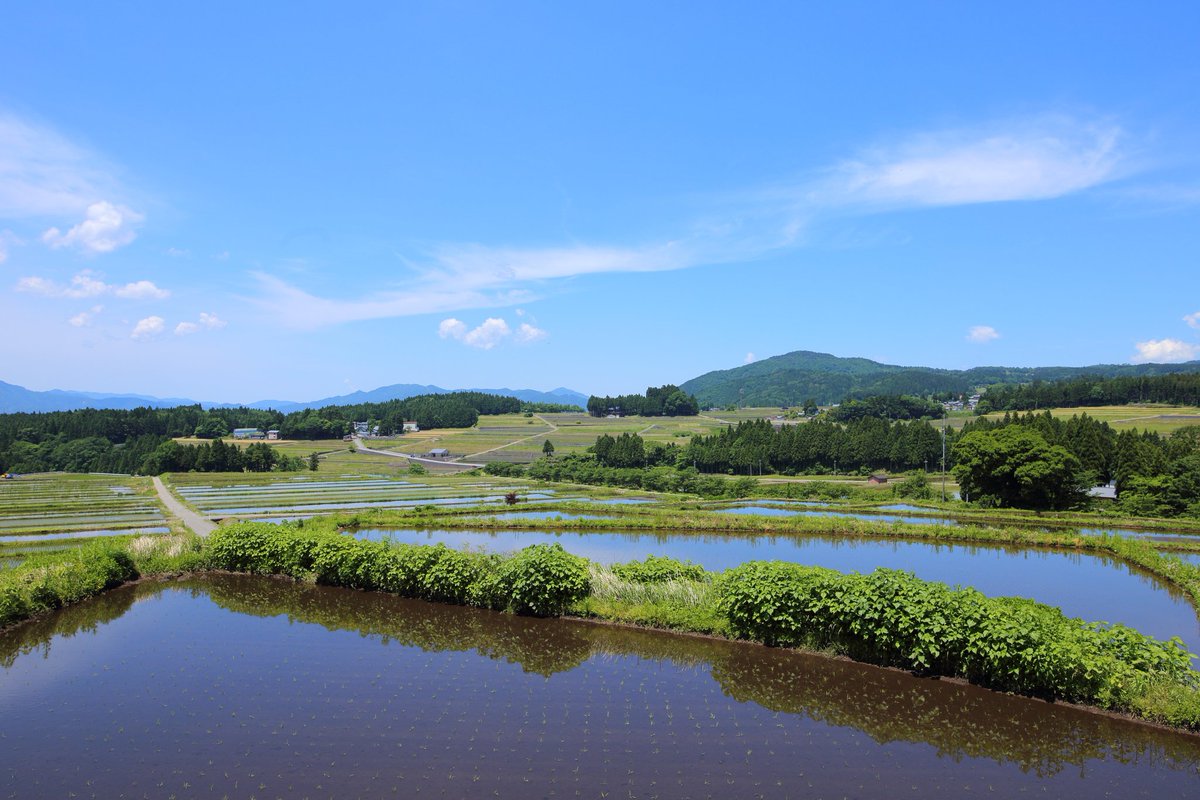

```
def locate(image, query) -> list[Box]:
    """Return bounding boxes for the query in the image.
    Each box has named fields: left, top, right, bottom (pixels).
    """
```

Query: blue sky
left=2, top=2, right=1199, bottom=402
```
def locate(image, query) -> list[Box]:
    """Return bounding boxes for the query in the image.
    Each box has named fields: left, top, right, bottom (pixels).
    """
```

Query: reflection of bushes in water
left=197, top=574, right=592, bottom=677
left=709, top=646, right=1200, bottom=777
left=0, top=581, right=139, bottom=668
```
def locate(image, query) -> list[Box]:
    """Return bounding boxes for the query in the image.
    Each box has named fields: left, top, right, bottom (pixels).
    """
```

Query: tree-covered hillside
left=679, top=350, right=1200, bottom=407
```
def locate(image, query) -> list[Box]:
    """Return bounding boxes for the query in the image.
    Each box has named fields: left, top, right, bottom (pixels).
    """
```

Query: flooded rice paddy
left=173, top=477, right=560, bottom=516
left=355, top=526, right=1200, bottom=652
left=1, top=574, right=1197, bottom=798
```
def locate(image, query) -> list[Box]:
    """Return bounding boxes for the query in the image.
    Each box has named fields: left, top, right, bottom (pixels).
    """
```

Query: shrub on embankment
left=205, top=522, right=591, bottom=616
left=718, top=561, right=1199, bottom=714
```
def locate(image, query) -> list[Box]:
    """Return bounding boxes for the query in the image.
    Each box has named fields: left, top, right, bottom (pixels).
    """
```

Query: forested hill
left=679, top=350, right=1200, bottom=407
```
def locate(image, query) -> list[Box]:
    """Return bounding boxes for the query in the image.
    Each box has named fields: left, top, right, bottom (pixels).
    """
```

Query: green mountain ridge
left=679, top=350, right=1200, bottom=407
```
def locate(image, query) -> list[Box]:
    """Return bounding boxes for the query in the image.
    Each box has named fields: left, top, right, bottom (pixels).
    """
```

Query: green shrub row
left=206, top=522, right=590, bottom=616
left=718, top=561, right=1197, bottom=708
left=0, top=543, right=138, bottom=629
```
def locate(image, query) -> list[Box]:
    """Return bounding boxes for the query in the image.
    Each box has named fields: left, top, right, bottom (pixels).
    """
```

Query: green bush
left=496, top=543, right=590, bottom=616
left=612, top=555, right=706, bottom=584
left=717, top=561, right=1197, bottom=706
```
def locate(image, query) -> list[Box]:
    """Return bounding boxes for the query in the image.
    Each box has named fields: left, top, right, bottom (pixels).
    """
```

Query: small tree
left=542, top=439, right=555, bottom=458
left=307, top=452, right=320, bottom=472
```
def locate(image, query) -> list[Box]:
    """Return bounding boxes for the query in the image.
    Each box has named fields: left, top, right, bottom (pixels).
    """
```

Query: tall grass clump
left=0, top=543, right=138, bottom=629
left=717, top=561, right=1200, bottom=720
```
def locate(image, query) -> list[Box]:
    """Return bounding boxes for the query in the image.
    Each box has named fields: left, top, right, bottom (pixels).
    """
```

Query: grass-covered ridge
left=5, top=521, right=1196, bottom=731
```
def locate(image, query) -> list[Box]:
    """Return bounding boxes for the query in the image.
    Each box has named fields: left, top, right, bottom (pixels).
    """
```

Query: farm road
left=354, top=437, right=484, bottom=471
left=462, top=414, right=559, bottom=460
left=152, top=476, right=216, bottom=536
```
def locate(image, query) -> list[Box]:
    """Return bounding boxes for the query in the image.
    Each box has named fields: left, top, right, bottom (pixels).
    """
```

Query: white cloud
left=174, top=312, right=226, bottom=336
left=68, top=305, right=103, bottom=328
left=1185, top=311, right=1200, bottom=330
left=515, top=322, right=548, bottom=344
left=464, top=318, right=511, bottom=349
left=199, top=312, right=226, bottom=329
left=114, top=279, right=169, bottom=300
left=967, top=325, right=1000, bottom=343
left=438, top=318, right=467, bottom=340
left=131, top=315, right=165, bottom=340
left=1132, top=338, right=1200, bottom=363
left=821, top=118, right=1123, bottom=208
left=174, top=321, right=199, bottom=336
left=15, top=270, right=169, bottom=300
left=744, top=352, right=757, bottom=364
left=42, top=201, right=143, bottom=254
left=439, top=316, right=526, bottom=349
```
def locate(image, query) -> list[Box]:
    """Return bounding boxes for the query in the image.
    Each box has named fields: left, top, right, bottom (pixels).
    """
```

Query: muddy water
left=354, top=527, right=1200, bottom=652
left=0, top=575, right=1197, bottom=798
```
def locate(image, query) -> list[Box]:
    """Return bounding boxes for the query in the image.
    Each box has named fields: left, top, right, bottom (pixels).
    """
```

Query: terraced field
left=167, top=474, right=561, bottom=520
left=0, top=474, right=171, bottom=566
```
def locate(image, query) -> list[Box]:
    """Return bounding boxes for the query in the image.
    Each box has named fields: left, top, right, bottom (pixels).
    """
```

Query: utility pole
left=940, top=424, right=947, bottom=502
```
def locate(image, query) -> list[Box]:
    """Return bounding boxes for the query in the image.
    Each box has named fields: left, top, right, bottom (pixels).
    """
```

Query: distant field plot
left=980, top=405, right=1200, bottom=435
left=169, top=474, right=560, bottom=518
left=0, top=473, right=171, bottom=567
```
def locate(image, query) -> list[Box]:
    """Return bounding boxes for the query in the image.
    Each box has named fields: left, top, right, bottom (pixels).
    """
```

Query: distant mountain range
left=679, top=350, right=1200, bottom=407
left=0, top=380, right=588, bottom=414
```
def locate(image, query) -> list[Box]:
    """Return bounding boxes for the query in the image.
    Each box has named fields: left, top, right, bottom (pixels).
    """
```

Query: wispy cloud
left=131, top=315, right=165, bottom=340
left=744, top=352, right=757, bottom=364
left=1185, top=311, right=1200, bottom=330
left=817, top=118, right=1123, bottom=208
left=16, top=270, right=169, bottom=300
left=0, top=113, right=126, bottom=218
left=42, top=201, right=143, bottom=254
left=252, top=116, right=1130, bottom=328
left=1132, top=338, right=1200, bottom=363
left=967, top=325, right=1000, bottom=343
left=175, top=312, right=227, bottom=336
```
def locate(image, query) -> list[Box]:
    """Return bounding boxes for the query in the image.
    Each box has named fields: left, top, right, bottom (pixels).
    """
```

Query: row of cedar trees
left=977, top=371, right=1200, bottom=412
left=586, top=385, right=700, bottom=417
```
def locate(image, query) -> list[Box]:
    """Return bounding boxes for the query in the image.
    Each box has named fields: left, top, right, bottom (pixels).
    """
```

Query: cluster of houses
left=941, top=394, right=982, bottom=413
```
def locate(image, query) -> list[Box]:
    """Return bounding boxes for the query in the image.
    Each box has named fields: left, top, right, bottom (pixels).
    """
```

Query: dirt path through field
left=462, top=415, right=559, bottom=460
left=152, top=476, right=217, bottom=536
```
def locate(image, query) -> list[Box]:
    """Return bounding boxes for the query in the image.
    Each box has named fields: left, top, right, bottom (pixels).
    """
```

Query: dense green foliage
left=957, top=411, right=1200, bottom=515
left=952, top=426, right=1086, bottom=510
left=206, top=522, right=590, bottom=616
left=718, top=561, right=1195, bottom=707
left=826, top=395, right=945, bottom=422
left=685, top=418, right=944, bottom=475
left=979, top=372, right=1200, bottom=412
left=586, top=385, right=699, bottom=417
left=679, top=349, right=1200, bottom=407
left=611, top=555, right=706, bottom=583
left=0, top=543, right=138, bottom=629
left=507, top=453, right=757, bottom=497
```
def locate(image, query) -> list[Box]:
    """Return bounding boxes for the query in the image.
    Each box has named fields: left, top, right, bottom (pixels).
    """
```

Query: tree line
left=683, top=418, right=946, bottom=475
left=0, top=391, right=528, bottom=475
left=978, top=372, right=1200, bottom=413
left=586, top=385, right=700, bottom=417
left=825, top=395, right=945, bottom=422
left=953, top=411, right=1200, bottom=514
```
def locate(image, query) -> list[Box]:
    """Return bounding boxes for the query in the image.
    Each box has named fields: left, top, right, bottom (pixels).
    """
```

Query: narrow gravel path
left=152, top=476, right=216, bottom=536
left=354, top=438, right=484, bottom=471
